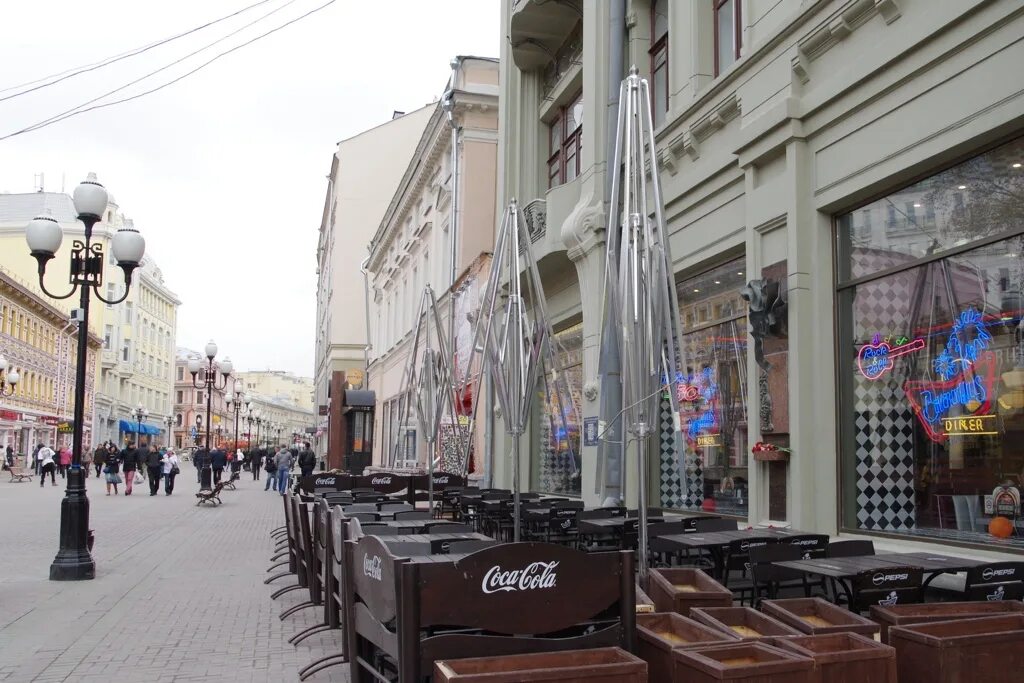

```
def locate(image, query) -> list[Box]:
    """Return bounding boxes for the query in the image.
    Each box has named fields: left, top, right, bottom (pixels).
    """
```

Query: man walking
left=274, top=446, right=293, bottom=495
left=93, top=443, right=105, bottom=478
left=251, top=446, right=263, bottom=481
left=145, top=445, right=162, bottom=496
left=211, top=447, right=227, bottom=485
left=263, top=448, right=277, bottom=491
left=121, top=441, right=139, bottom=495
left=297, top=442, right=316, bottom=480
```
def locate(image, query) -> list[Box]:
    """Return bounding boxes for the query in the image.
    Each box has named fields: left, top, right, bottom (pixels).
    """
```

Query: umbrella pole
left=637, top=430, right=649, bottom=585
left=428, top=441, right=435, bottom=513
left=513, top=434, right=522, bottom=542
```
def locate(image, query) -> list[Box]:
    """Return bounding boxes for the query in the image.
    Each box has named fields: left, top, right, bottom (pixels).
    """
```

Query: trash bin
left=647, top=567, right=732, bottom=616
left=691, top=606, right=804, bottom=640
left=637, top=612, right=742, bottom=681
left=672, top=641, right=814, bottom=683
left=433, top=647, right=648, bottom=683
left=888, top=614, right=1024, bottom=683
left=773, top=632, right=897, bottom=683
left=762, top=598, right=880, bottom=639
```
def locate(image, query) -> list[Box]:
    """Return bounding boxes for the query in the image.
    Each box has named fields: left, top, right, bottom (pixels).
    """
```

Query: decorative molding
left=658, top=98, right=737, bottom=173
left=792, top=0, right=900, bottom=85
left=583, top=381, right=598, bottom=402
left=753, top=214, right=787, bottom=235
left=523, top=199, right=547, bottom=243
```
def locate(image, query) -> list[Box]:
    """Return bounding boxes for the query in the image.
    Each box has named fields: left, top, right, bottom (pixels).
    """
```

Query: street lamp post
left=131, top=404, right=148, bottom=447
left=0, top=355, right=20, bottom=397
left=163, top=415, right=174, bottom=448
left=187, top=342, right=232, bottom=490
left=225, top=388, right=250, bottom=457
left=25, top=173, right=146, bottom=581
left=194, top=415, right=203, bottom=445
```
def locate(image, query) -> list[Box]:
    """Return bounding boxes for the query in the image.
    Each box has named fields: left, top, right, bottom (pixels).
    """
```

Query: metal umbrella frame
left=602, top=66, right=687, bottom=583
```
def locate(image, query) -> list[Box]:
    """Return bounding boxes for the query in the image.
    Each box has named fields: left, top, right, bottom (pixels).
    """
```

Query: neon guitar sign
left=857, top=334, right=925, bottom=380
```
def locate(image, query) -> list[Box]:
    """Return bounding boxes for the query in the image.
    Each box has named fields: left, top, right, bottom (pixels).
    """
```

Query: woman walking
left=162, top=448, right=180, bottom=495
left=121, top=441, right=139, bottom=496
left=58, top=445, right=72, bottom=478
left=104, top=451, right=122, bottom=495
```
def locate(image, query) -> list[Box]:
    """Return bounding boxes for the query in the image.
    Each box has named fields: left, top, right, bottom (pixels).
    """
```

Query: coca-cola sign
left=315, top=476, right=337, bottom=487
left=363, top=554, right=383, bottom=581
left=482, top=561, right=559, bottom=594
left=371, top=476, right=392, bottom=486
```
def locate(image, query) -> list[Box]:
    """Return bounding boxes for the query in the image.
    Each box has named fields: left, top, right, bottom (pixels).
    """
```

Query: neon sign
left=904, top=307, right=998, bottom=443
left=857, top=334, right=925, bottom=380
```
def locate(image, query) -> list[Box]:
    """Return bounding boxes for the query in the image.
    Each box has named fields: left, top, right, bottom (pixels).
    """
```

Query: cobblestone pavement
left=0, top=469, right=349, bottom=682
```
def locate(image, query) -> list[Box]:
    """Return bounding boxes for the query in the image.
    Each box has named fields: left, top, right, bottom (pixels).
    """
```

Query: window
left=714, top=0, right=741, bottom=76
left=530, top=323, right=583, bottom=496
left=103, top=325, right=113, bottom=350
left=197, top=391, right=204, bottom=404
left=176, top=365, right=183, bottom=381
left=650, top=0, right=669, bottom=126
left=668, top=258, right=750, bottom=516
left=837, top=135, right=1024, bottom=549
left=124, top=302, right=133, bottom=323
left=176, top=390, right=183, bottom=404
left=122, top=340, right=131, bottom=362
left=547, top=92, right=583, bottom=189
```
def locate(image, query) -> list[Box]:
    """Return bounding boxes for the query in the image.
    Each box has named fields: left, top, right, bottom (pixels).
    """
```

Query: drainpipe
left=597, top=0, right=626, bottom=504
left=442, top=57, right=462, bottom=361
left=360, top=256, right=372, bottom=387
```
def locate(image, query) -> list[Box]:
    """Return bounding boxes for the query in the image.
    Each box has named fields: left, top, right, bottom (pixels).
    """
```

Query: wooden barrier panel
left=300, top=473, right=353, bottom=494
left=354, top=472, right=410, bottom=496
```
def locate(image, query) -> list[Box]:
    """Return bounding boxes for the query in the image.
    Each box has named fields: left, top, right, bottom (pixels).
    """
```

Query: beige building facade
left=235, top=370, right=314, bottom=412
left=496, top=0, right=1024, bottom=556
left=366, top=56, right=499, bottom=476
left=314, top=105, right=436, bottom=463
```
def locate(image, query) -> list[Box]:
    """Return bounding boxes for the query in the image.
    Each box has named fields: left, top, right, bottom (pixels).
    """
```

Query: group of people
left=26, top=443, right=74, bottom=486
left=91, top=441, right=181, bottom=496
left=250, top=441, right=316, bottom=495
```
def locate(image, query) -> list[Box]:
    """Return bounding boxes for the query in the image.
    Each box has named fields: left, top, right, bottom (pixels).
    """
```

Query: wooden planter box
left=433, top=647, right=647, bottom=683
left=888, top=614, right=1024, bottom=683
left=773, top=633, right=896, bottom=683
left=636, top=582, right=656, bottom=614
left=648, top=568, right=733, bottom=616
left=762, top=598, right=880, bottom=639
left=672, top=641, right=814, bottom=683
left=691, top=607, right=804, bottom=640
left=870, top=600, right=1024, bottom=644
left=638, top=612, right=743, bottom=682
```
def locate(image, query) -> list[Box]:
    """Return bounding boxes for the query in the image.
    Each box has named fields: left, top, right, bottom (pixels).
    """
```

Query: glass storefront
left=531, top=322, right=582, bottom=496
left=837, top=136, right=1024, bottom=548
left=662, top=258, right=750, bottom=517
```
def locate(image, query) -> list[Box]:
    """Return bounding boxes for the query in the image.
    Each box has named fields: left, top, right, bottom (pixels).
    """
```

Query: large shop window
left=663, top=259, right=750, bottom=517
left=531, top=323, right=583, bottom=496
left=837, top=136, right=1024, bottom=549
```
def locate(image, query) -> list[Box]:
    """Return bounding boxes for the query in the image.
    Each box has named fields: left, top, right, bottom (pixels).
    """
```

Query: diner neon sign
left=903, top=307, right=998, bottom=443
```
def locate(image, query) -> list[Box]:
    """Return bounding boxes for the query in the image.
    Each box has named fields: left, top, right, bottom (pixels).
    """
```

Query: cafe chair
left=963, top=562, right=1024, bottom=602
left=576, top=508, right=621, bottom=551
left=826, top=539, right=874, bottom=557
left=438, top=486, right=463, bottom=519
left=848, top=566, right=923, bottom=613
left=377, top=501, right=413, bottom=513
left=721, top=537, right=778, bottom=602
left=424, top=521, right=473, bottom=533
left=648, top=521, right=689, bottom=566
left=359, top=525, right=405, bottom=537
left=393, top=509, right=431, bottom=521
left=353, top=493, right=385, bottom=503
left=346, top=512, right=380, bottom=523
left=446, top=539, right=499, bottom=554
left=343, top=503, right=379, bottom=514
left=694, top=518, right=737, bottom=532
left=749, top=543, right=810, bottom=607
left=531, top=507, right=579, bottom=546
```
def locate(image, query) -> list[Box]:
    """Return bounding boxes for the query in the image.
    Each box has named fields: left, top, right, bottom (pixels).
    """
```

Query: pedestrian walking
left=32, top=443, right=42, bottom=475
left=58, top=445, right=72, bottom=478
left=251, top=446, right=263, bottom=481
left=4, top=444, right=13, bottom=470
left=121, top=441, right=139, bottom=496
left=211, top=447, right=227, bottom=485
left=92, top=444, right=105, bottom=478
left=161, top=448, right=180, bottom=495
left=263, top=448, right=277, bottom=491
left=298, top=442, right=316, bottom=480
left=231, top=448, right=244, bottom=480
left=145, top=444, right=163, bottom=496
left=38, top=445, right=57, bottom=487
left=104, top=452, right=122, bottom=495
left=82, top=445, right=93, bottom=478
left=274, top=445, right=293, bottom=495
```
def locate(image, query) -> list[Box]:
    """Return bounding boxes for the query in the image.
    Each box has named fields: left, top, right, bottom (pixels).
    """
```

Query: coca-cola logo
left=435, top=476, right=450, bottom=484
left=482, top=561, right=559, bottom=594
left=371, top=476, right=392, bottom=485
left=872, top=572, right=909, bottom=586
left=982, top=567, right=1016, bottom=581
left=363, top=555, right=382, bottom=581
left=314, top=477, right=335, bottom=486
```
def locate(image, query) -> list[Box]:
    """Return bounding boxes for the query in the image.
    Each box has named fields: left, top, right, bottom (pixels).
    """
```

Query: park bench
left=8, top=465, right=33, bottom=482
left=221, top=473, right=238, bottom=491
left=195, top=482, right=225, bottom=506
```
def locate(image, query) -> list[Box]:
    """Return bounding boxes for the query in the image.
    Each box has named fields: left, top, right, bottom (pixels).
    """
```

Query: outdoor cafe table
left=773, top=551, right=984, bottom=606
left=652, top=527, right=809, bottom=577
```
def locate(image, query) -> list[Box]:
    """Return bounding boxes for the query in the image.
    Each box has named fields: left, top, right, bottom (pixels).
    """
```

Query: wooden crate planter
left=636, top=583, right=656, bottom=614
left=870, top=600, right=1024, bottom=644
left=434, top=647, right=647, bottom=683
left=773, top=633, right=896, bottom=683
left=647, top=567, right=733, bottom=616
left=761, top=598, right=880, bottom=639
left=672, top=641, right=814, bottom=683
left=691, top=607, right=804, bottom=640
left=637, top=612, right=742, bottom=682
left=888, top=614, right=1024, bottom=683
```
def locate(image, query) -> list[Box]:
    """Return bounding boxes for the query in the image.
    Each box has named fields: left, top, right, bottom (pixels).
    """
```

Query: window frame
left=713, top=0, right=742, bottom=77
left=547, top=91, right=583, bottom=189
left=649, top=0, right=669, bottom=125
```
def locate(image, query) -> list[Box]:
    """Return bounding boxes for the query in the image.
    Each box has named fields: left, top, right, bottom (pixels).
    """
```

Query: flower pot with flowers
left=752, top=441, right=791, bottom=462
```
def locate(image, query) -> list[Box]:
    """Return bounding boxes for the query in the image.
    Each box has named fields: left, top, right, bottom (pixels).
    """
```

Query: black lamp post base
left=50, top=468, right=95, bottom=581
left=200, top=465, right=212, bottom=491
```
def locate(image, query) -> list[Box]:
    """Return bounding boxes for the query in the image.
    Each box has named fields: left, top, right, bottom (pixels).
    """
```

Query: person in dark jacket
left=263, top=448, right=277, bottom=491
left=121, top=441, right=139, bottom=495
left=210, top=447, right=227, bottom=484
left=145, top=444, right=163, bottom=495
left=104, top=451, right=122, bottom=495
left=297, top=442, right=316, bottom=479
left=251, top=447, right=264, bottom=481
left=93, top=444, right=105, bottom=478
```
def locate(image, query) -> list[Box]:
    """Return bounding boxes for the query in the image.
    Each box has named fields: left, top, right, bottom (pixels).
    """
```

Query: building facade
left=366, top=56, right=499, bottom=476
left=0, top=269, right=102, bottom=457
left=314, top=105, right=436, bottom=466
left=496, top=0, right=1024, bottom=554
left=234, top=370, right=314, bottom=412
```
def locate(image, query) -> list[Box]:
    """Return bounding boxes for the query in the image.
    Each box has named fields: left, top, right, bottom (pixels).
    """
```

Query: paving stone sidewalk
left=0, top=469, right=349, bottom=682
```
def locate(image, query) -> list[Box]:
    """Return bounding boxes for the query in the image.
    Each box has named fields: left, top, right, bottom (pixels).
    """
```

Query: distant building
left=234, top=370, right=314, bottom=412
left=314, top=104, right=435, bottom=466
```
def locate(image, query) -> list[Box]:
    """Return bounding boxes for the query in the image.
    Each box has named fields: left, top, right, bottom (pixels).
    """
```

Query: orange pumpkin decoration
left=989, top=516, right=1014, bottom=539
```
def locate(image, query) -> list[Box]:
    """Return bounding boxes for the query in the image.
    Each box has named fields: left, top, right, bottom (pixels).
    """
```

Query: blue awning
left=118, top=419, right=161, bottom=435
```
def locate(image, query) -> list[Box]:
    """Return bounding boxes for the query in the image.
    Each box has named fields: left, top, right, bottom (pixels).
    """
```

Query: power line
left=0, top=0, right=336, bottom=142
left=8, top=0, right=302, bottom=138
left=0, top=0, right=277, bottom=102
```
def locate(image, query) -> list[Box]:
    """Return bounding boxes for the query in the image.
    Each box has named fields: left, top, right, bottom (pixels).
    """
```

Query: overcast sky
left=0, top=0, right=499, bottom=377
